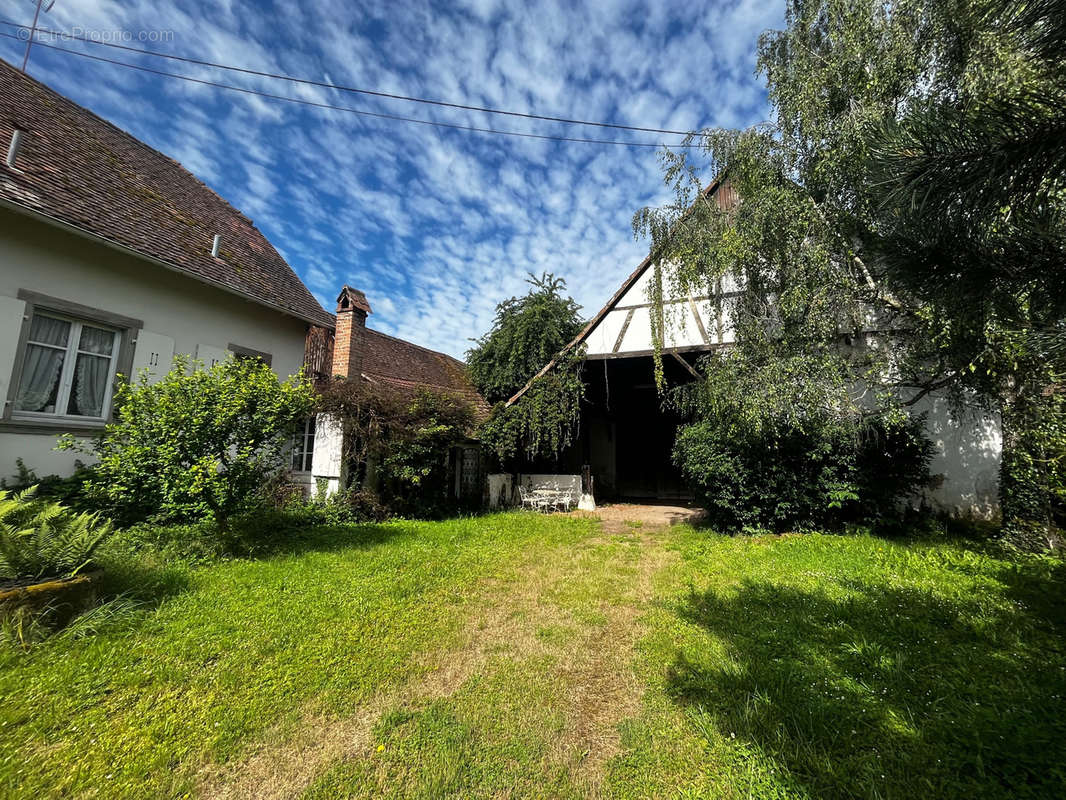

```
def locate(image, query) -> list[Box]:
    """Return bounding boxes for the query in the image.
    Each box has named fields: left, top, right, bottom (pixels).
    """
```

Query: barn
left=509, top=178, right=1002, bottom=514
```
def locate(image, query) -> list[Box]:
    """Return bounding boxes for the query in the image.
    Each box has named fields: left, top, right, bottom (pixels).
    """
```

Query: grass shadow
left=666, top=572, right=1066, bottom=798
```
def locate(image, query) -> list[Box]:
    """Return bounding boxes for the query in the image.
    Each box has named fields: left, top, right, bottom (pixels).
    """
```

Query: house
left=307, top=285, right=490, bottom=502
left=509, top=177, right=1002, bottom=515
left=0, top=58, right=334, bottom=482
left=0, top=60, right=491, bottom=503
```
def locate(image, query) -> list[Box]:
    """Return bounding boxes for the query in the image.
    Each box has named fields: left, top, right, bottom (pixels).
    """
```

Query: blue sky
left=1, top=0, right=782, bottom=359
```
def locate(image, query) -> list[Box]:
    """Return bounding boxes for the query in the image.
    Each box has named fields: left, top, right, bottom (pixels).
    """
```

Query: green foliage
left=869, top=0, right=1066, bottom=330
left=672, top=355, right=932, bottom=530
left=60, top=356, right=314, bottom=528
left=467, top=272, right=584, bottom=404
left=634, top=0, right=1065, bottom=542
left=862, top=0, right=1066, bottom=539
left=0, top=458, right=96, bottom=512
left=383, top=390, right=474, bottom=499
left=999, top=390, right=1066, bottom=551
left=469, top=272, right=587, bottom=466
left=479, top=349, right=586, bottom=464
left=0, top=486, right=114, bottom=580
left=317, top=380, right=476, bottom=516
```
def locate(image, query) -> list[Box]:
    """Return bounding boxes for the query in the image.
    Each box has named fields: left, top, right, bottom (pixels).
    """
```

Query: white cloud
left=0, top=0, right=783, bottom=358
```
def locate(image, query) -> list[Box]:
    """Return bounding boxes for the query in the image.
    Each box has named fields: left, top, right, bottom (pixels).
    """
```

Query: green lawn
left=1, top=513, right=1063, bottom=798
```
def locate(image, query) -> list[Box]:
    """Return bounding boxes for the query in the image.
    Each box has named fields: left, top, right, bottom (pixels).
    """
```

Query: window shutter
left=0, top=296, right=27, bottom=411
left=130, top=331, right=175, bottom=384
left=195, top=343, right=229, bottom=369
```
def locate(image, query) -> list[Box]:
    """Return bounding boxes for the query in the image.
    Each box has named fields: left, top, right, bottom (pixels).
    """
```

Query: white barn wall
left=0, top=212, right=309, bottom=481
left=912, top=395, right=1001, bottom=516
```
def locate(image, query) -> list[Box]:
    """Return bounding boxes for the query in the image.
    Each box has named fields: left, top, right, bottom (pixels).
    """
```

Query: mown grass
left=0, top=513, right=594, bottom=797
left=1, top=515, right=1064, bottom=799
left=610, top=530, right=1066, bottom=799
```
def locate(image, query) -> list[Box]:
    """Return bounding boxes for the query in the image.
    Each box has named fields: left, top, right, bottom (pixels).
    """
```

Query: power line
left=0, top=32, right=698, bottom=148
left=0, top=20, right=704, bottom=137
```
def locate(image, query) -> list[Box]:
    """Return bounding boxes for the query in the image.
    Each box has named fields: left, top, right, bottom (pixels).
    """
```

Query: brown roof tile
left=362, top=329, right=490, bottom=421
left=0, top=59, right=333, bottom=328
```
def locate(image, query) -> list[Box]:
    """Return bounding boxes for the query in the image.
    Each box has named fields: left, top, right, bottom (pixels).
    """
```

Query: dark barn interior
left=574, top=353, right=701, bottom=501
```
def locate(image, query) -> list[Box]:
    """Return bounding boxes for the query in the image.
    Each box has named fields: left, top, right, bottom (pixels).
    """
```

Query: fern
left=0, top=486, right=114, bottom=581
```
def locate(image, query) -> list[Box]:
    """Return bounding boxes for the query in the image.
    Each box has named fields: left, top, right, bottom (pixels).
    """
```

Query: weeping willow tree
left=469, top=273, right=586, bottom=464
left=636, top=0, right=1065, bottom=539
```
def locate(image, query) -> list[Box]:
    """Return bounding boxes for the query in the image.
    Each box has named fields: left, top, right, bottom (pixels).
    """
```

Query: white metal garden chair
left=518, top=485, right=537, bottom=511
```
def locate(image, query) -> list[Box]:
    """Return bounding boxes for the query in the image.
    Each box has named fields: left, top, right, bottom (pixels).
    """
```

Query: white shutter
left=0, top=296, right=26, bottom=408
left=195, top=343, right=230, bottom=369
left=130, top=330, right=175, bottom=384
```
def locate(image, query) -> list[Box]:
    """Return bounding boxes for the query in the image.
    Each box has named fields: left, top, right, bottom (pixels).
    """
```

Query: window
left=228, top=343, right=272, bottom=366
left=13, top=312, right=121, bottom=420
left=291, top=417, right=316, bottom=472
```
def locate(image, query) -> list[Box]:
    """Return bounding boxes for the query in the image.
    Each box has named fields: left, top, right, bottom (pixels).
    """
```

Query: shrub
left=0, top=458, right=96, bottom=512
left=854, top=411, right=937, bottom=519
left=673, top=395, right=933, bottom=532
left=669, top=350, right=934, bottom=532
left=60, top=355, right=314, bottom=529
left=316, top=380, right=476, bottom=518
left=0, top=486, right=114, bottom=581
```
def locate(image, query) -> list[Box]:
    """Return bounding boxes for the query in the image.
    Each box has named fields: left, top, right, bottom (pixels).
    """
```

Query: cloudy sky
left=1, top=0, right=782, bottom=359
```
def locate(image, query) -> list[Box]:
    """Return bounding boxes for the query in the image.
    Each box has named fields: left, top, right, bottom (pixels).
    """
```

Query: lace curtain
left=14, top=316, right=70, bottom=413
left=70, top=325, right=114, bottom=417
left=14, top=316, right=114, bottom=417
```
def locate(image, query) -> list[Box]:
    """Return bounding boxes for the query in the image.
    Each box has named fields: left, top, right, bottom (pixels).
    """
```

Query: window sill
left=0, top=417, right=106, bottom=436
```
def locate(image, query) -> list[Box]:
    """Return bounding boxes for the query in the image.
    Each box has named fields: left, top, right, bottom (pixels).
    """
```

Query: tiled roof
left=0, top=59, right=333, bottom=328
left=362, top=329, right=490, bottom=421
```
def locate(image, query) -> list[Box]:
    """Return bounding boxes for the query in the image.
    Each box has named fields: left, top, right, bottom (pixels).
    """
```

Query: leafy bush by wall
left=0, top=459, right=96, bottom=513
left=671, top=355, right=933, bottom=532
left=59, top=356, right=314, bottom=529
left=674, top=409, right=933, bottom=532
left=316, top=379, right=476, bottom=517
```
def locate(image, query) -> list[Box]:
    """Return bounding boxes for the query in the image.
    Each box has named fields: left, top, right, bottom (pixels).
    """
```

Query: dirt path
left=198, top=514, right=677, bottom=799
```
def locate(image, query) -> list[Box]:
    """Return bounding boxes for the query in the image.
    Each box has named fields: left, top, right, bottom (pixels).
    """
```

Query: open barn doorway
left=578, top=353, right=699, bottom=502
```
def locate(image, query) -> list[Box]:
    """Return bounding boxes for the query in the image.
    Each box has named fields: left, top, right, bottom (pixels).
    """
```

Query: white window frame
left=12, top=311, right=122, bottom=423
left=291, top=417, right=316, bottom=473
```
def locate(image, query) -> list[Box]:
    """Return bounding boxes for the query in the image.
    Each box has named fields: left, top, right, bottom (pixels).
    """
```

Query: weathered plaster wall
left=911, top=395, right=1002, bottom=517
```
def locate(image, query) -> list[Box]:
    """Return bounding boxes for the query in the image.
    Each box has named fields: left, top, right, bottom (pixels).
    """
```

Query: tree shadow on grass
left=666, top=570, right=1066, bottom=799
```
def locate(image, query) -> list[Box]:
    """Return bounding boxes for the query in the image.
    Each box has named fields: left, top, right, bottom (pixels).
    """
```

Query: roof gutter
left=0, top=197, right=335, bottom=330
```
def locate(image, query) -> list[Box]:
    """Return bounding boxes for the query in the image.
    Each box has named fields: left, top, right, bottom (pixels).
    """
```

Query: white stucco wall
left=309, top=413, right=344, bottom=498
left=911, top=394, right=1001, bottom=517
left=0, top=210, right=311, bottom=481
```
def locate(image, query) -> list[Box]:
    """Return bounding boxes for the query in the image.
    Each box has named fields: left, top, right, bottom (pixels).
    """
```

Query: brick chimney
left=332, top=285, right=372, bottom=378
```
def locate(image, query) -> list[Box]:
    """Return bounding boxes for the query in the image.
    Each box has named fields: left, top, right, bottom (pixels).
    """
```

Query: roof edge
left=364, top=327, right=468, bottom=369
left=0, top=197, right=335, bottom=330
